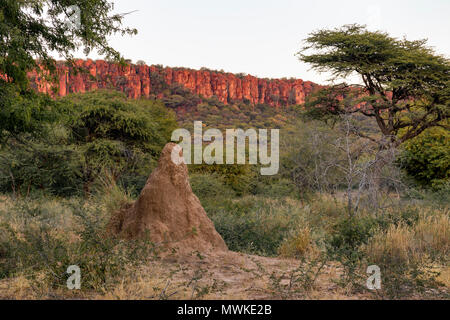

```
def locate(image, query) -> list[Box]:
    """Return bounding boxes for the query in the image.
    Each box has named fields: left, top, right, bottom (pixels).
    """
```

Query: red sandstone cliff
left=28, top=59, right=320, bottom=107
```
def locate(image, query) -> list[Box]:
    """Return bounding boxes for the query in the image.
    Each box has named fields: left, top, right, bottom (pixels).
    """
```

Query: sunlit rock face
left=28, top=59, right=320, bottom=107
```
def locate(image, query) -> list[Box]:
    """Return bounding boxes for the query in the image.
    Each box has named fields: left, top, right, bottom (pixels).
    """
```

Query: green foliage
left=205, top=196, right=304, bottom=256
left=65, top=91, right=177, bottom=153
left=0, top=83, right=57, bottom=139
left=256, top=178, right=297, bottom=198
left=328, top=217, right=376, bottom=258
left=189, top=174, right=235, bottom=200
left=0, top=0, right=136, bottom=137
left=0, top=196, right=156, bottom=291
left=0, top=138, right=83, bottom=197
left=189, top=163, right=254, bottom=196
left=178, top=101, right=295, bottom=131
left=0, top=91, right=178, bottom=196
left=162, top=84, right=201, bottom=109
left=63, top=91, right=177, bottom=193
left=0, top=0, right=136, bottom=85
left=400, top=128, right=450, bottom=189
left=299, top=24, right=449, bottom=146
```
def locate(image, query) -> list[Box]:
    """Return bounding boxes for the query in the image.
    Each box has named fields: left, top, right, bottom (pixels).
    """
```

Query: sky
left=77, top=0, right=450, bottom=84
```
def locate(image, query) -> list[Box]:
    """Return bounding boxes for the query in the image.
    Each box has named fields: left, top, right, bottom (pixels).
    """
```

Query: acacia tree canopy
left=298, top=24, right=449, bottom=146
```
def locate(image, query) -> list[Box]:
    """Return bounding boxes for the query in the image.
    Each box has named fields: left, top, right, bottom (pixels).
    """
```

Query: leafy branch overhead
left=0, top=0, right=136, bottom=86
left=298, top=24, right=449, bottom=146
left=0, top=0, right=137, bottom=138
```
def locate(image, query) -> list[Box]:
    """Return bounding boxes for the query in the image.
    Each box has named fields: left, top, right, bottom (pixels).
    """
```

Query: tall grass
left=363, top=214, right=449, bottom=298
left=207, top=196, right=307, bottom=256
left=0, top=172, right=448, bottom=299
left=0, top=182, right=156, bottom=297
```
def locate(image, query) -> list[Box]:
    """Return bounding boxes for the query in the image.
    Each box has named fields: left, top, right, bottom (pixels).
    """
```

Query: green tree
left=0, top=91, right=178, bottom=196
left=298, top=24, right=449, bottom=147
left=63, top=90, right=178, bottom=192
left=0, top=0, right=136, bottom=137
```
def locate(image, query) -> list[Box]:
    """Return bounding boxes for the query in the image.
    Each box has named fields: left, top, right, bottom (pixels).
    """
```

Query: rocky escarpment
left=28, top=59, right=320, bottom=107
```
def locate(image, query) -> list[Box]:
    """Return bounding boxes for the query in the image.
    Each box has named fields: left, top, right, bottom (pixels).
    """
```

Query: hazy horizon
left=69, top=0, right=449, bottom=85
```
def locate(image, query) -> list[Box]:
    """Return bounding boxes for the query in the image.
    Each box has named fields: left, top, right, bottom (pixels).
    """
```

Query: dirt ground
left=1, top=249, right=449, bottom=300
left=91, top=251, right=367, bottom=300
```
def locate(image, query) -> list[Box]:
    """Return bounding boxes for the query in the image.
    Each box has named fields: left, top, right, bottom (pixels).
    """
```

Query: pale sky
left=79, top=0, right=449, bottom=84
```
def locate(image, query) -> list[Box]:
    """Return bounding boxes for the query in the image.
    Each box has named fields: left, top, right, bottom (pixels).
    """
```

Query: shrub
left=189, top=163, right=254, bottom=196
left=65, top=90, right=177, bottom=157
left=208, top=197, right=304, bottom=256
left=400, top=128, right=450, bottom=189
left=0, top=140, right=83, bottom=197
left=0, top=90, right=178, bottom=197
left=364, top=222, right=444, bottom=298
left=326, top=215, right=378, bottom=291
left=328, top=216, right=376, bottom=255
left=189, top=174, right=235, bottom=200
left=251, top=177, right=297, bottom=198
left=0, top=190, right=157, bottom=293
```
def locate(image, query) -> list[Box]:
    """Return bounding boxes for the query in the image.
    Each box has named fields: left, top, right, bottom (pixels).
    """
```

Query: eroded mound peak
left=108, top=143, right=228, bottom=253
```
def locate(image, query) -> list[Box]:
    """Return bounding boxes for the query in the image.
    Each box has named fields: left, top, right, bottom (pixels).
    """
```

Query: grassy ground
left=0, top=184, right=448, bottom=300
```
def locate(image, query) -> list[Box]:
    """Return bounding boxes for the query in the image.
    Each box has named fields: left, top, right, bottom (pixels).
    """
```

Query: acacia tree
left=298, top=24, right=449, bottom=147
left=0, top=0, right=137, bottom=137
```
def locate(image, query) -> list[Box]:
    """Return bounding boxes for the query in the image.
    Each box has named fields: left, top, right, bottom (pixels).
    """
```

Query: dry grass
left=0, top=191, right=448, bottom=300
left=278, top=227, right=318, bottom=259
left=366, top=224, right=416, bottom=265
left=0, top=250, right=364, bottom=300
left=366, top=212, right=450, bottom=265
left=90, top=252, right=367, bottom=300
left=414, top=213, right=450, bottom=257
left=437, top=266, right=450, bottom=288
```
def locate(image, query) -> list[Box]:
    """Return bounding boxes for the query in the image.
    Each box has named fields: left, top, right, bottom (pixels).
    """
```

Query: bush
left=260, top=178, right=297, bottom=198
left=189, top=163, right=254, bottom=196
left=0, top=191, right=157, bottom=293
left=364, top=219, right=447, bottom=298
left=0, top=140, right=83, bottom=197
left=328, top=216, right=376, bottom=255
left=324, top=204, right=449, bottom=298
left=400, top=128, right=450, bottom=189
left=65, top=90, right=177, bottom=155
left=207, top=196, right=304, bottom=256
left=0, top=90, right=178, bottom=197
left=189, top=174, right=235, bottom=200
